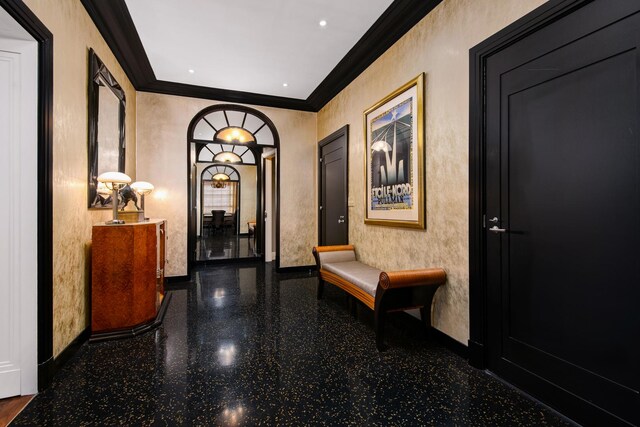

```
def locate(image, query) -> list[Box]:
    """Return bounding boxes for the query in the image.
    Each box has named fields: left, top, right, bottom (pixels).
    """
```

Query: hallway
left=13, top=264, right=572, bottom=426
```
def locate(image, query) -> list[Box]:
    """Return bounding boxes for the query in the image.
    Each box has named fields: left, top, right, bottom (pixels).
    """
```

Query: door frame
left=186, top=104, right=281, bottom=271
left=0, top=0, right=54, bottom=390
left=468, top=0, right=591, bottom=369
left=262, top=151, right=275, bottom=262
left=317, top=125, right=349, bottom=246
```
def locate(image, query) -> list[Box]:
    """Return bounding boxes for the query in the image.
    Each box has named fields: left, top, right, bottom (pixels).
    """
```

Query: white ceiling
left=124, top=0, right=393, bottom=99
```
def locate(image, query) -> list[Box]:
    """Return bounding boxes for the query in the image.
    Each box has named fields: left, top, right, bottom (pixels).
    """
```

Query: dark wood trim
left=79, top=0, right=154, bottom=88
left=317, top=125, right=349, bottom=246
left=468, top=0, right=593, bottom=371
left=54, top=327, right=90, bottom=370
left=276, top=265, right=317, bottom=274
left=307, top=0, right=442, bottom=110
left=166, top=275, right=191, bottom=284
left=80, top=0, right=441, bottom=112
left=89, top=292, right=172, bottom=343
left=37, top=326, right=89, bottom=389
left=429, top=326, right=468, bottom=359
left=0, top=0, right=55, bottom=392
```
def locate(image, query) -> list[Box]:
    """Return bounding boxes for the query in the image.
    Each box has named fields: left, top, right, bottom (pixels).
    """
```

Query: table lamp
left=97, top=171, right=131, bottom=224
left=131, top=181, right=154, bottom=220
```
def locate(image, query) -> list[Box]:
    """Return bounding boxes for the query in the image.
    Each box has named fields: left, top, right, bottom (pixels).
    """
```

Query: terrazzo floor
left=13, top=263, right=576, bottom=426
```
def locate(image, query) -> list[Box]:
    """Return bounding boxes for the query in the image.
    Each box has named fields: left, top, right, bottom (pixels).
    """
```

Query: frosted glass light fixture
left=217, top=127, right=254, bottom=144
left=214, top=152, right=242, bottom=163
left=131, top=181, right=154, bottom=220
left=97, top=171, right=131, bottom=224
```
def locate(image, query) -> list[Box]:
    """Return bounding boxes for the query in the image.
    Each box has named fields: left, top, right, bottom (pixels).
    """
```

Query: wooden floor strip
left=0, top=395, right=34, bottom=427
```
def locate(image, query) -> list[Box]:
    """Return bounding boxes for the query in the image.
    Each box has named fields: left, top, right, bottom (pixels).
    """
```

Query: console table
left=90, top=219, right=170, bottom=342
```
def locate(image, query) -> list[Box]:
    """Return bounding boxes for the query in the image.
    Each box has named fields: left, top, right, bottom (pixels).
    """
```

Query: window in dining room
left=203, top=181, right=238, bottom=215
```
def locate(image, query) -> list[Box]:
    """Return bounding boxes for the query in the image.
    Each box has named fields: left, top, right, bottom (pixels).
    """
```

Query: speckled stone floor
left=14, top=263, right=576, bottom=426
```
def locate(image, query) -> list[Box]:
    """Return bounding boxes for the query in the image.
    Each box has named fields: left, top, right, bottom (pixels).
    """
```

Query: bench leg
left=420, top=305, right=432, bottom=338
left=375, top=308, right=386, bottom=351
left=317, top=279, right=325, bottom=299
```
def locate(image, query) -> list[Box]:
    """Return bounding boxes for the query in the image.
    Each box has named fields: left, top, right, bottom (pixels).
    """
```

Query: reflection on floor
left=13, top=264, right=575, bottom=426
left=196, top=228, right=257, bottom=261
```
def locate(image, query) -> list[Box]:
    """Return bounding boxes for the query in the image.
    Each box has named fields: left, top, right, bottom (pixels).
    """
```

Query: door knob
left=489, top=226, right=506, bottom=233
left=338, top=219, right=345, bottom=224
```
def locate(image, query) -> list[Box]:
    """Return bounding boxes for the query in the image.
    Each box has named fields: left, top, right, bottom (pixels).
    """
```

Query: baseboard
left=276, top=264, right=317, bottom=274
left=467, top=339, right=486, bottom=369
left=37, top=357, right=55, bottom=391
left=48, top=326, right=90, bottom=378
left=166, top=275, right=190, bottom=283
left=55, top=327, right=90, bottom=369
left=89, top=292, right=172, bottom=343
left=429, top=327, right=468, bottom=359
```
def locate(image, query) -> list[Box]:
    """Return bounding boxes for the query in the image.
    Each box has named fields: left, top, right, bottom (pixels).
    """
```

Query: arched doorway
left=187, top=105, right=279, bottom=270
left=197, top=164, right=246, bottom=260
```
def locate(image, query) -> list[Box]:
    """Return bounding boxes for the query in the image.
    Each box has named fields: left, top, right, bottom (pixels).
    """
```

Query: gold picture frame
left=364, top=73, right=425, bottom=228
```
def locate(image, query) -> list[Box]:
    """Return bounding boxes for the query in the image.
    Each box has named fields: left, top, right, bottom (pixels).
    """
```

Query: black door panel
left=484, top=2, right=640, bottom=425
left=319, top=126, right=349, bottom=246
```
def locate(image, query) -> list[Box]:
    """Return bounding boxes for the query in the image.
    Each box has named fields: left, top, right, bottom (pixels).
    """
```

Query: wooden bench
left=312, top=245, right=447, bottom=350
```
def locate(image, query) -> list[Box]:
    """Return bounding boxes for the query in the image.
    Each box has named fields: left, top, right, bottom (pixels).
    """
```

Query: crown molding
left=81, top=0, right=442, bottom=112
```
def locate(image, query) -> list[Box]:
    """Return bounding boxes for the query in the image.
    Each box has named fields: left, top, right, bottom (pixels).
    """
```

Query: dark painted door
left=319, top=126, right=348, bottom=246
left=485, top=2, right=640, bottom=425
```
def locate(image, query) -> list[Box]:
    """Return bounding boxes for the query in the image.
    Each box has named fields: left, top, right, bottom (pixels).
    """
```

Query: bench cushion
left=322, top=261, right=382, bottom=297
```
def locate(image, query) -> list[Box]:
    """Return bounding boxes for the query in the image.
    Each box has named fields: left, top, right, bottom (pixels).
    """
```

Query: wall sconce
left=131, top=181, right=154, bottom=220
left=97, top=171, right=131, bottom=224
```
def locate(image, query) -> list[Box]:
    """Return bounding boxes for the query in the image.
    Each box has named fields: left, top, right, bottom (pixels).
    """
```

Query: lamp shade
left=131, top=181, right=154, bottom=195
left=97, top=171, right=131, bottom=184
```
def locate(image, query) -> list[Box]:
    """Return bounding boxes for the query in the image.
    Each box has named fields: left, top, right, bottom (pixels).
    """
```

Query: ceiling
left=124, top=0, right=393, bottom=100
left=82, top=0, right=441, bottom=111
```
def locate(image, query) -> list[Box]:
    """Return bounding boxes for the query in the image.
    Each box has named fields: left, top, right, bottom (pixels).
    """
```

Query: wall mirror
left=88, top=48, right=126, bottom=209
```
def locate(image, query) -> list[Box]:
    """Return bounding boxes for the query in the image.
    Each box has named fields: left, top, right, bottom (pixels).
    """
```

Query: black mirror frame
left=87, top=48, right=126, bottom=209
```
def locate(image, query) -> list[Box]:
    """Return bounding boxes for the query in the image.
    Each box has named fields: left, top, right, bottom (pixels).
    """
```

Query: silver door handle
left=338, top=219, right=345, bottom=224
left=489, top=226, right=506, bottom=233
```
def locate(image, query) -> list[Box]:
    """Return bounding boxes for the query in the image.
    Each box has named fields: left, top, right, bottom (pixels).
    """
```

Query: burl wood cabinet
left=91, top=219, right=167, bottom=341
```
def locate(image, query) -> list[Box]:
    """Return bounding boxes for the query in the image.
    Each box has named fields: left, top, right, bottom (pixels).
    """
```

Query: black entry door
left=319, top=126, right=348, bottom=246
left=484, top=2, right=640, bottom=425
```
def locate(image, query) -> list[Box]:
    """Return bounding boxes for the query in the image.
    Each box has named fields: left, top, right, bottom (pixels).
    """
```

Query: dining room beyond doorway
left=196, top=163, right=259, bottom=261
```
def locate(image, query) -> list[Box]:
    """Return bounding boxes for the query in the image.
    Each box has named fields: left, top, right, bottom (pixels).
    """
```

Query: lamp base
left=117, top=210, right=145, bottom=223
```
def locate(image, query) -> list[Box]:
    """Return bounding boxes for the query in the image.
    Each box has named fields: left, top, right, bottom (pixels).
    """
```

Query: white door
left=264, top=157, right=273, bottom=262
left=0, top=36, right=39, bottom=397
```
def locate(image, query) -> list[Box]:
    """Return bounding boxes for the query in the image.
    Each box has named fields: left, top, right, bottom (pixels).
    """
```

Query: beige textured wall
left=317, top=0, right=547, bottom=344
left=137, top=92, right=316, bottom=275
left=23, top=0, right=136, bottom=356
left=195, top=162, right=257, bottom=234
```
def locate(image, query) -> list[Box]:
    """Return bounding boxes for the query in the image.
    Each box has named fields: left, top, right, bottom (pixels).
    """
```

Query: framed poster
left=364, top=73, right=424, bottom=228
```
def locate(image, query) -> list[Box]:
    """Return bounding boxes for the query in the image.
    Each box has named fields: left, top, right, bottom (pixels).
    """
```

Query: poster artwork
left=369, top=98, right=413, bottom=211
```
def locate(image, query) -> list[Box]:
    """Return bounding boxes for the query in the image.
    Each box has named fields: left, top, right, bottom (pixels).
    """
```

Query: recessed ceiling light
left=282, top=83, right=288, bottom=87
left=319, top=20, right=327, bottom=27
left=188, top=69, right=195, bottom=74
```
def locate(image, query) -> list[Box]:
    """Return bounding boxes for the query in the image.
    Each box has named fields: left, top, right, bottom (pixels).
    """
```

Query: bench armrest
left=313, top=245, right=355, bottom=254
left=378, top=268, right=447, bottom=290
